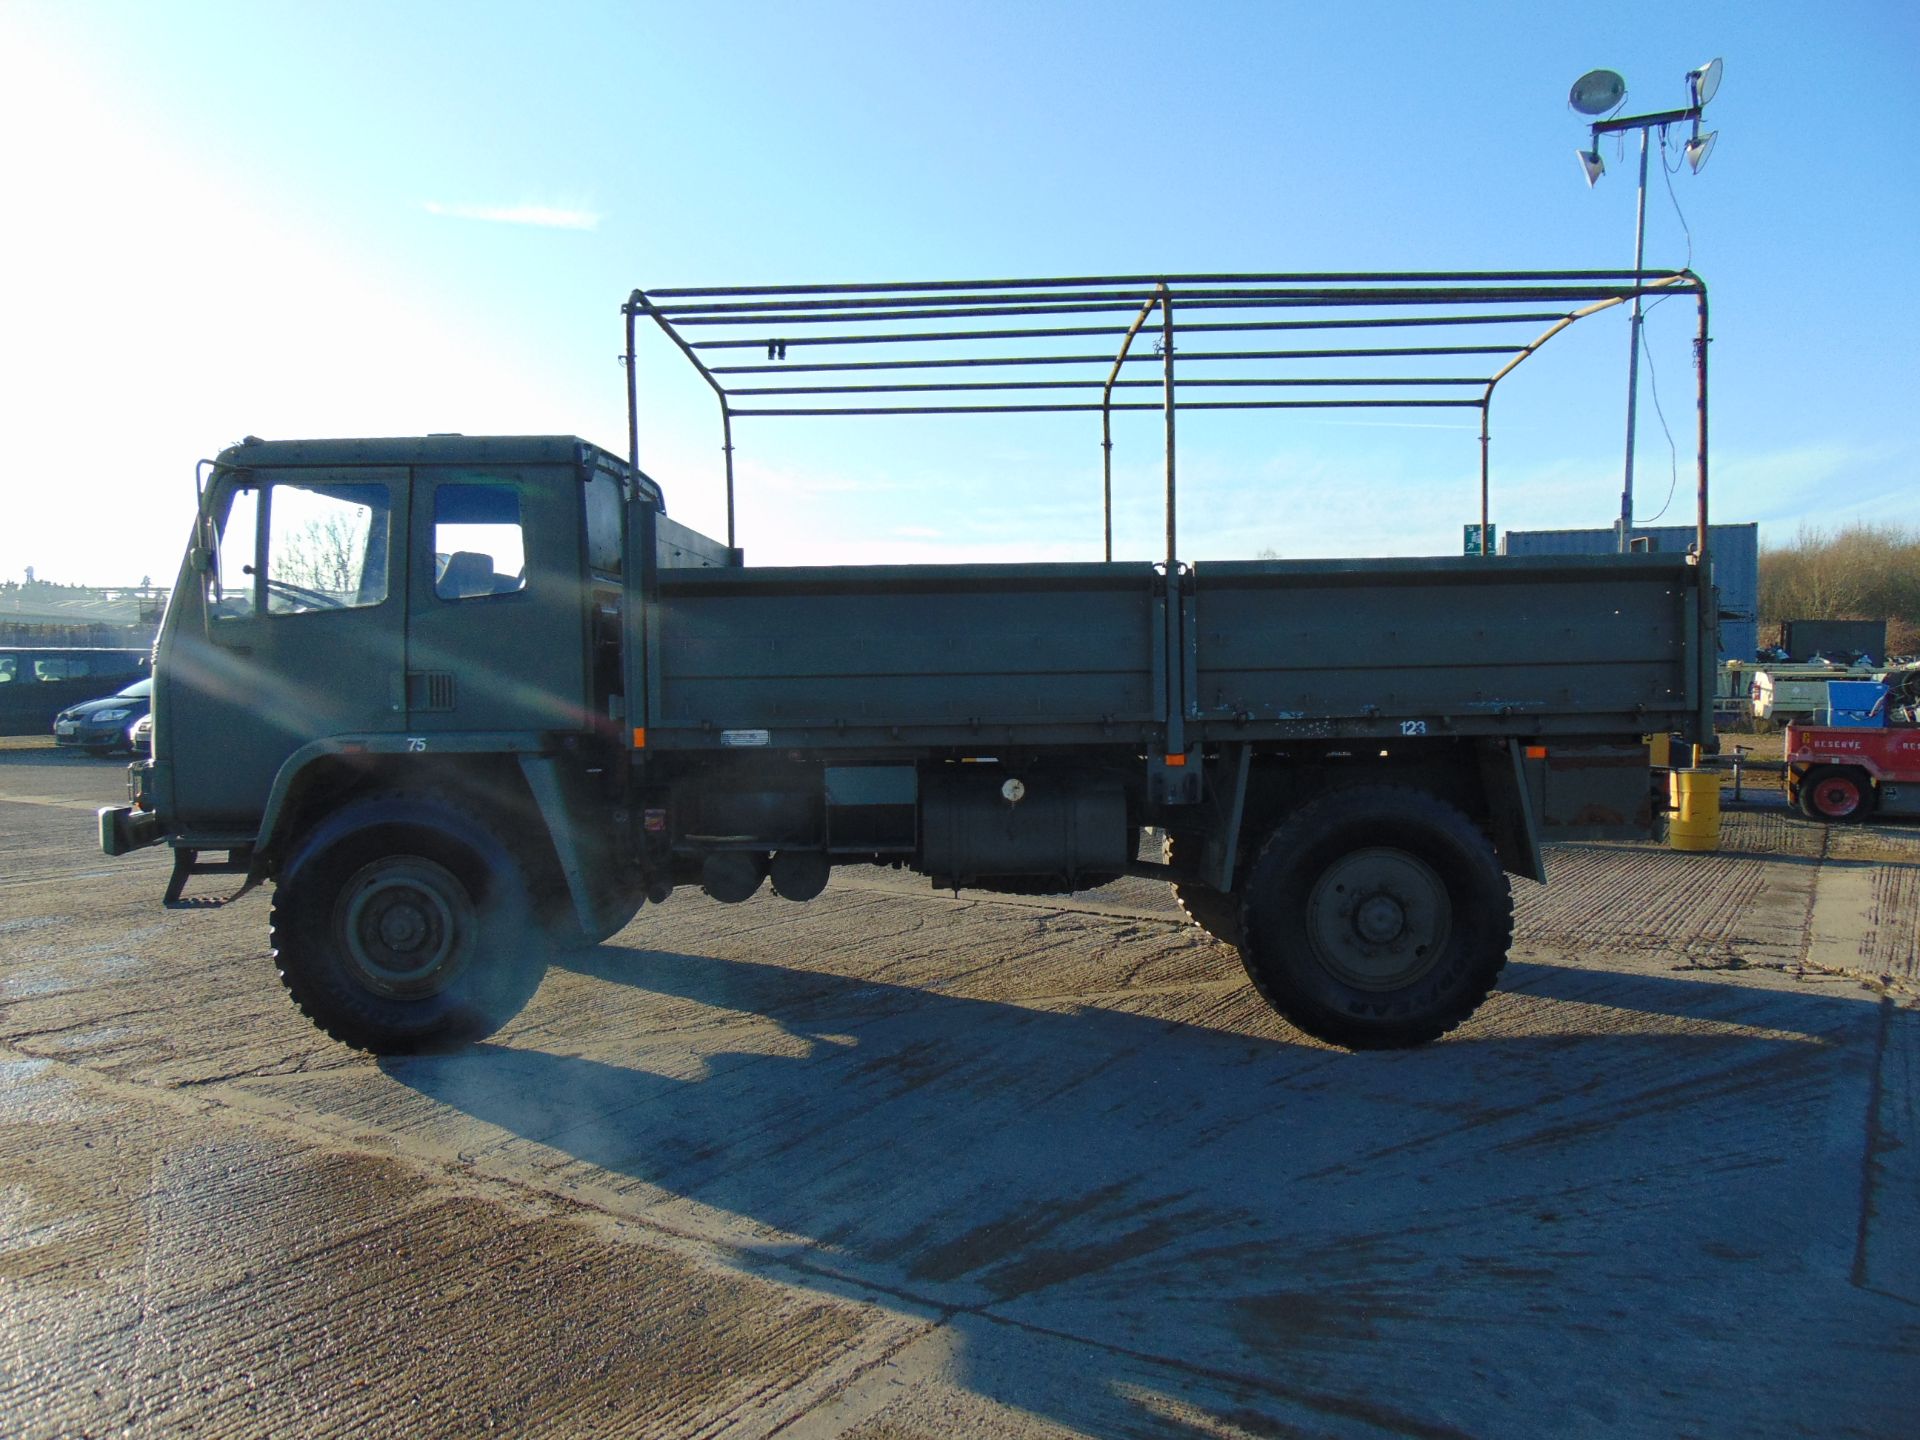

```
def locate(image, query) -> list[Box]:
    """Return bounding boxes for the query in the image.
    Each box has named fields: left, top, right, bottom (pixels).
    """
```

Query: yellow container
left=1668, top=768, right=1723, bottom=852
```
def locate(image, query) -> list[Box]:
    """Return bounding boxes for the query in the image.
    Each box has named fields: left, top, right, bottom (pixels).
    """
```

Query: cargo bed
left=643, top=552, right=1704, bottom=751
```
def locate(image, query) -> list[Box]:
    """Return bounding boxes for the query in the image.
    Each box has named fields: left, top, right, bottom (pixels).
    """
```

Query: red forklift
left=1784, top=669, right=1920, bottom=821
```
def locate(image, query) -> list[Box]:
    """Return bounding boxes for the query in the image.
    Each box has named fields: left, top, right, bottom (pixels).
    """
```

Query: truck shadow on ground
left=383, top=945, right=1901, bottom=1438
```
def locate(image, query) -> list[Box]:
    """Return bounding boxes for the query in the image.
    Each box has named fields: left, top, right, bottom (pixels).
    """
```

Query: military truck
left=101, top=272, right=1716, bottom=1053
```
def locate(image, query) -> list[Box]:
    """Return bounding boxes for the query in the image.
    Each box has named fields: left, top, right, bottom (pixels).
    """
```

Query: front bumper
left=54, top=719, right=132, bottom=749
left=99, top=804, right=166, bottom=856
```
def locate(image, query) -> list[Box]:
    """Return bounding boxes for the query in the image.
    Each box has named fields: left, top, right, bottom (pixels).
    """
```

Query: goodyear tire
left=1238, top=787, right=1511, bottom=1050
left=270, top=795, right=548, bottom=1053
left=1798, top=765, right=1874, bottom=823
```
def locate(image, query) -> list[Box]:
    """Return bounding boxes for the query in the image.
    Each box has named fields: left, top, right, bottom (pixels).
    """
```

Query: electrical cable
left=1635, top=319, right=1682, bottom=524
left=1659, top=127, right=1695, bottom=272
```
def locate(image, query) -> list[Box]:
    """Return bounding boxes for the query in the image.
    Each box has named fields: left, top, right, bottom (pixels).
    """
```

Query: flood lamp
left=1687, top=57, right=1723, bottom=108
left=1569, top=69, right=1627, bottom=116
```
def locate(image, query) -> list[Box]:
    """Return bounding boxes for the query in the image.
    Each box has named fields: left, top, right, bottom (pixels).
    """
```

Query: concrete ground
left=2, top=743, right=1916, bottom=1439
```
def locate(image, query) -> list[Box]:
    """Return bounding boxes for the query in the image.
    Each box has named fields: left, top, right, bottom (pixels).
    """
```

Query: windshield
left=118, top=677, right=153, bottom=698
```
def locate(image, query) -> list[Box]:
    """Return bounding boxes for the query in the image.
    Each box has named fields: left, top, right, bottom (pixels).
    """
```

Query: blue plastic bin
left=1825, top=680, right=1888, bottom=727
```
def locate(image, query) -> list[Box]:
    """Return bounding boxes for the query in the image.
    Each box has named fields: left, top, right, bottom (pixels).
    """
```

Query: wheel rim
left=336, top=858, right=475, bottom=998
left=1813, top=777, right=1861, bottom=817
left=1305, top=846, right=1452, bottom=991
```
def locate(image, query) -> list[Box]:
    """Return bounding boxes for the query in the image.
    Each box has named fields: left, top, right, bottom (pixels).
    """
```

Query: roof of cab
left=210, top=434, right=661, bottom=506
left=216, top=433, right=614, bottom=468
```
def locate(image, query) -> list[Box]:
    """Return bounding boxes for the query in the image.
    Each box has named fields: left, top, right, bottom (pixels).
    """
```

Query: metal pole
left=1161, top=286, right=1176, bottom=575
left=1479, top=402, right=1491, bottom=558
left=1478, top=284, right=1684, bottom=553
left=1693, top=284, right=1712, bottom=766
left=1100, top=422, right=1113, bottom=561
left=624, top=302, right=640, bottom=475
left=1158, top=284, right=1184, bottom=764
left=1620, top=127, right=1650, bottom=552
left=721, top=409, right=737, bottom=551
left=629, top=288, right=743, bottom=553
left=1097, top=294, right=1158, bottom=564
left=1695, top=285, right=1710, bottom=558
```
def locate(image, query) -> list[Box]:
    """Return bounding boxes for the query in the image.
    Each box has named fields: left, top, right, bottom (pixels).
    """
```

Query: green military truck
left=101, top=272, right=1716, bottom=1053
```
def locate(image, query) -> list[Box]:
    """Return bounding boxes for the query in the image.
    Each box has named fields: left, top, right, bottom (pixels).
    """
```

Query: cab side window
left=211, top=480, right=390, bottom=618
left=434, top=485, right=526, bottom=600
left=265, top=483, right=390, bottom=613
left=213, top=484, right=260, bottom=619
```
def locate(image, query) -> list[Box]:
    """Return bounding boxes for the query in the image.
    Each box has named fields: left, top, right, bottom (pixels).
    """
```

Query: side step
left=164, top=846, right=261, bottom=909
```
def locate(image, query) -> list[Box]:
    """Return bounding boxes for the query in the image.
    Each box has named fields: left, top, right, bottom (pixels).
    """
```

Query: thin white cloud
left=423, top=200, right=599, bottom=231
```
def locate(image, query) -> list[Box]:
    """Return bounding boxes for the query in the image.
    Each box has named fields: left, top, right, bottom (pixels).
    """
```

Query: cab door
left=163, top=468, right=408, bottom=830
left=403, top=465, right=585, bottom=736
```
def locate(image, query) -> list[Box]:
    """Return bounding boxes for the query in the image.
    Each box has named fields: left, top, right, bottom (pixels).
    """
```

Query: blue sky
left=2, top=0, right=1916, bottom=582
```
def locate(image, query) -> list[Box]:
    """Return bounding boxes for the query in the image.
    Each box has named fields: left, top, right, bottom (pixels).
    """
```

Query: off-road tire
left=1798, top=765, right=1874, bottom=823
left=1238, top=786, right=1511, bottom=1050
left=270, top=794, right=548, bottom=1053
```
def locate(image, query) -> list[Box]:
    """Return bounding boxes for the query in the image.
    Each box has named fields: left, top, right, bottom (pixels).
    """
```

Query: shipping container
left=1781, top=619, right=1888, bottom=663
left=1502, top=523, right=1757, bottom=665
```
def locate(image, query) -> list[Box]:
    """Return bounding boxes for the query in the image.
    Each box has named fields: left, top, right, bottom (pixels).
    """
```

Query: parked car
left=0, top=646, right=149, bottom=736
left=130, top=709, right=153, bottom=755
left=52, top=676, right=152, bottom=755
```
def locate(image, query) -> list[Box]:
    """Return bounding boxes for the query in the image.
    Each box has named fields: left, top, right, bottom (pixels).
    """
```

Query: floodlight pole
left=1622, top=126, right=1650, bottom=553
left=1589, top=102, right=1703, bottom=553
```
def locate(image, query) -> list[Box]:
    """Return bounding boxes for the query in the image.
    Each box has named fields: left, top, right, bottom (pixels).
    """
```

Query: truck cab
left=145, top=436, right=633, bottom=837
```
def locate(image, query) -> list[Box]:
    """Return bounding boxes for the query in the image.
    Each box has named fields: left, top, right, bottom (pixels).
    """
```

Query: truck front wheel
left=1237, top=787, right=1511, bottom=1050
left=1798, top=765, right=1874, bottom=823
left=270, top=797, right=548, bottom=1053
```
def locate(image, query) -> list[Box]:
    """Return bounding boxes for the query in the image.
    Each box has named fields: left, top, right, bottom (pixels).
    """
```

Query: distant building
left=0, top=580, right=168, bottom=648
left=1501, top=523, right=1758, bottom=665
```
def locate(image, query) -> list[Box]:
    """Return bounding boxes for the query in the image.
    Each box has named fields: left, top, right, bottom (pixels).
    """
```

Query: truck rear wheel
left=1237, top=787, right=1511, bottom=1050
left=1798, top=765, right=1874, bottom=823
left=270, top=796, right=548, bottom=1053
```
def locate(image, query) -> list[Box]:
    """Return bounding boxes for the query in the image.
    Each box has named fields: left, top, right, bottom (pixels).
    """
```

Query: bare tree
left=1760, top=522, right=1920, bottom=655
left=275, top=510, right=368, bottom=596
